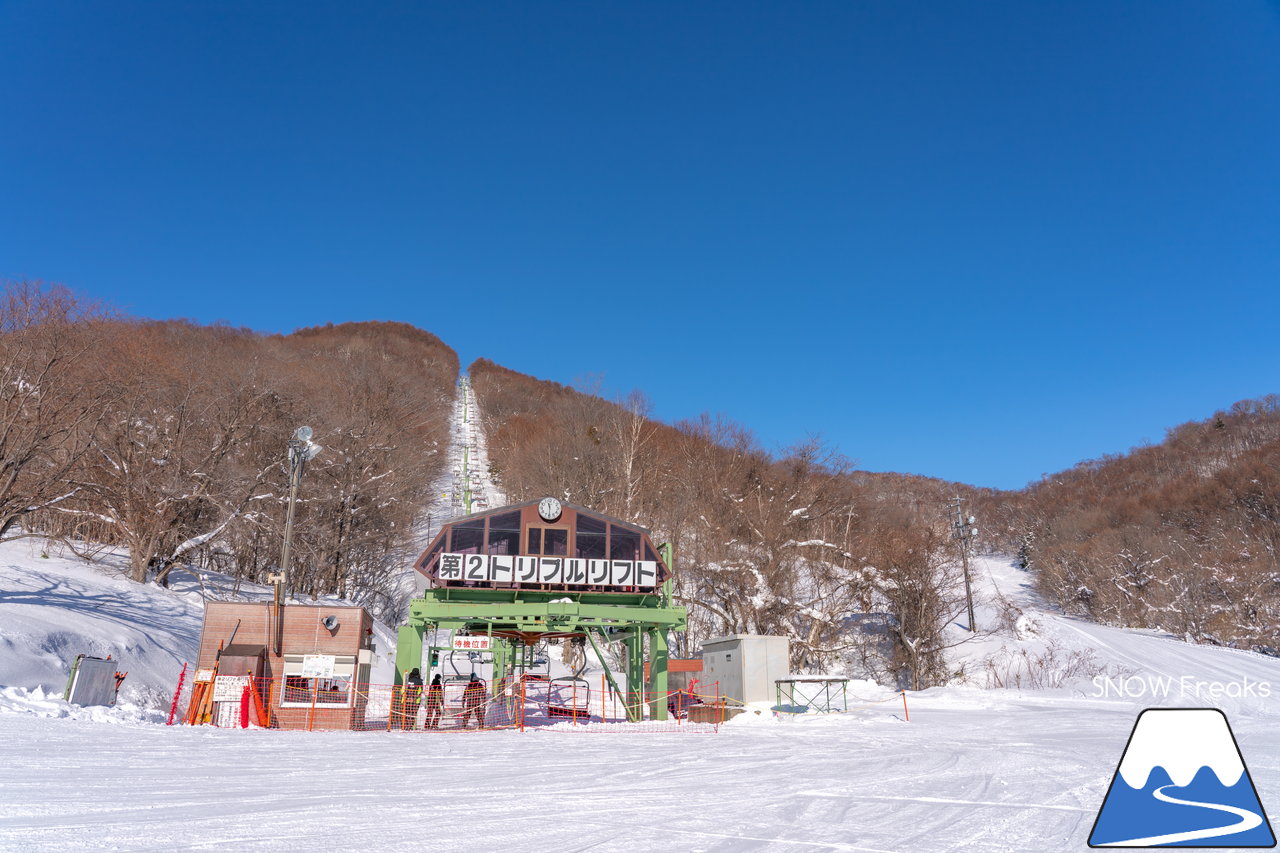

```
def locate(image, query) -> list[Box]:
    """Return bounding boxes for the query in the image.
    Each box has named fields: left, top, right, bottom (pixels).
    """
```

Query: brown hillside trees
left=4, top=282, right=458, bottom=619
left=989, top=397, right=1280, bottom=653
left=470, top=359, right=971, bottom=687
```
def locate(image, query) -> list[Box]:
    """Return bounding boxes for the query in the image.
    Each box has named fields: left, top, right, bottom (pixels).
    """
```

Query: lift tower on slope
left=948, top=496, right=979, bottom=633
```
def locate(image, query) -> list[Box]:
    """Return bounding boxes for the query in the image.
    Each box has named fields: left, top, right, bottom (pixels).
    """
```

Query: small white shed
left=699, top=634, right=790, bottom=705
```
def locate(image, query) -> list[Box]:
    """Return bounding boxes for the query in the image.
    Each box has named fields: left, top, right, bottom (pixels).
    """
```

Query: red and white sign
left=452, top=635, right=492, bottom=651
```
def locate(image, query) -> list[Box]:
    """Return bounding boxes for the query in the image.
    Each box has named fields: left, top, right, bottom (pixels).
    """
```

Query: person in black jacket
left=462, top=673, right=486, bottom=729
left=425, top=673, right=444, bottom=730
left=399, top=668, right=424, bottom=730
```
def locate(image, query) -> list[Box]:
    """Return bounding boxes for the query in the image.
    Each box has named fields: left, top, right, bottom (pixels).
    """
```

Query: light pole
left=271, top=426, right=320, bottom=655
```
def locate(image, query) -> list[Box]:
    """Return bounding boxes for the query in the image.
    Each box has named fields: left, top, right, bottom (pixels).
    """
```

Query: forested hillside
left=983, top=397, right=1280, bottom=653
left=10, top=279, right=1276, bottom=685
left=471, top=359, right=990, bottom=688
left=3, top=283, right=457, bottom=616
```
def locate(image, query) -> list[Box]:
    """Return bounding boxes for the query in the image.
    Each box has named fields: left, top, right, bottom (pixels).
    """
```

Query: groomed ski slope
left=2, top=680, right=1276, bottom=852
left=1, top=542, right=1278, bottom=850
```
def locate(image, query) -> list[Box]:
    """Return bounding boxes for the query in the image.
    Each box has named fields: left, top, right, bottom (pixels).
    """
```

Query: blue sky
left=3, top=2, right=1278, bottom=490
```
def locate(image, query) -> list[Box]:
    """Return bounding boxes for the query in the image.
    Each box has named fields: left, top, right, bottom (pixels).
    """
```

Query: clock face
left=538, top=497, right=562, bottom=522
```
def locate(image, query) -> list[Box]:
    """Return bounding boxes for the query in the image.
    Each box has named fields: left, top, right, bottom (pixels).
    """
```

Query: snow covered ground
left=2, top=683, right=1276, bottom=852
left=2, top=534, right=1279, bottom=849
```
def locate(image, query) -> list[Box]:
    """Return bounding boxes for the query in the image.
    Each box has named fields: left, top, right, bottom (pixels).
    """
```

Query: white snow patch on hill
left=942, top=556, right=1280, bottom=715
left=0, top=539, right=201, bottom=709
left=0, top=537, right=402, bottom=713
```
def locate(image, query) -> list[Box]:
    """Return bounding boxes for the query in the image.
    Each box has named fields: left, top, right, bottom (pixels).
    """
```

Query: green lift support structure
left=395, top=501, right=687, bottom=723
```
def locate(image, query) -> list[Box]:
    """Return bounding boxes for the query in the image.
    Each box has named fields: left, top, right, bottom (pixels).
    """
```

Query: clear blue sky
left=3, top=2, right=1278, bottom=490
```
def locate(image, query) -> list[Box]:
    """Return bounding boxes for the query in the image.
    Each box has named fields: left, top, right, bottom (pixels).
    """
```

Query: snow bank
left=0, top=539, right=202, bottom=709
left=0, top=685, right=167, bottom=726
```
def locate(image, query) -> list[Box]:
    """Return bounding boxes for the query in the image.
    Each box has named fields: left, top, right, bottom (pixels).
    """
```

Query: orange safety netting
left=171, top=672, right=727, bottom=733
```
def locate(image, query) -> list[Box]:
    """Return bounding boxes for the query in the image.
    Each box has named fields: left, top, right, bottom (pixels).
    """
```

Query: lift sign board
left=437, top=553, right=658, bottom=588
left=212, top=675, right=250, bottom=702
left=452, top=636, right=492, bottom=651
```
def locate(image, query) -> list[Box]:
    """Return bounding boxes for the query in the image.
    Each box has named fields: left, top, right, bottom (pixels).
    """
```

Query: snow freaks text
left=1091, top=675, right=1272, bottom=701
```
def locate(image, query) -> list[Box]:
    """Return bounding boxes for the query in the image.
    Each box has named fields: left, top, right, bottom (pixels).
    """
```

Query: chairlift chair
left=546, top=676, right=591, bottom=720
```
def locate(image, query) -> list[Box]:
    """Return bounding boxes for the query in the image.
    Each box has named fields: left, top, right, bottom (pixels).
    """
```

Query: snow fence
left=172, top=672, right=729, bottom=734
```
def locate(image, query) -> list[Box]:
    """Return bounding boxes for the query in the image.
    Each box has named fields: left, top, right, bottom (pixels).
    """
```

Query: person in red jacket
left=462, top=673, right=486, bottom=729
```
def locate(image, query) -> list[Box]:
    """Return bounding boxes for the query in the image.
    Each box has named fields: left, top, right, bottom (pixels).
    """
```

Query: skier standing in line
left=462, top=673, right=486, bottom=729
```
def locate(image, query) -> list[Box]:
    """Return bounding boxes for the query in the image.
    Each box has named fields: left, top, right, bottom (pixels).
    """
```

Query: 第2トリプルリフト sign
left=437, top=553, right=658, bottom=588
left=452, top=636, right=492, bottom=651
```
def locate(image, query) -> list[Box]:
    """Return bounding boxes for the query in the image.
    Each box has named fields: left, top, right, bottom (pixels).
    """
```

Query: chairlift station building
left=398, top=497, right=687, bottom=721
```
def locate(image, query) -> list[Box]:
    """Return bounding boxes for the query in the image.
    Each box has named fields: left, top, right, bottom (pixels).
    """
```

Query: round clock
left=538, top=496, right=563, bottom=522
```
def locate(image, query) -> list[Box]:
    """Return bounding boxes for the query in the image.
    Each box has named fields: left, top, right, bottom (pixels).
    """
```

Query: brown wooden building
left=195, top=601, right=374, bottom=730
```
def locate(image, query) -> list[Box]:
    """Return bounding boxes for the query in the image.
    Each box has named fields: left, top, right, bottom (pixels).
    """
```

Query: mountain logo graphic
left=1089, top=708, right=1276, bottom=848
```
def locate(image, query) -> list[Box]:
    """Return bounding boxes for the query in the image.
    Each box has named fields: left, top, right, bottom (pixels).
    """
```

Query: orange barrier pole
left=249, top=675, right=269, bottom=727
left=716, top=681, right=721, bottom=730
left=901, top=691, right=909, bottom=722
left=309, top=681, right=317, bottom=731
left=183, top=682, right=202, bottom=725
left=519, top=678, right=525, bottom=733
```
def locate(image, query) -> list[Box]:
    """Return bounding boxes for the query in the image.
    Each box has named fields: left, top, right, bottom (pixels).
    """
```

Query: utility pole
left=948, top=496, right=979, bottom=632
left=271, top=426, right=320, bottom=655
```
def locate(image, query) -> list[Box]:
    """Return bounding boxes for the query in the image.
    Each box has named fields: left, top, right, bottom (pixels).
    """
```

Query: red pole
left=239, top=684, right=250, bottom=728
left=519, top=677, right=525, bottom=733
left=901, top=691, right=910, bottom=722
left=167, top=663, right=188, bottom=726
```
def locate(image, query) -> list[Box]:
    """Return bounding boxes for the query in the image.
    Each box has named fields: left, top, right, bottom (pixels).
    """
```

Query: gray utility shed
left=700, top=634, right=790, bottom=705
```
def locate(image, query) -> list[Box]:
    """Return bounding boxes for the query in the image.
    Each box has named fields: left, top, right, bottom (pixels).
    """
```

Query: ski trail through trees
left=392, top=375, right=507, bottom=622
left=416, top=374, right=505, bottom=537
left=455, top=374, right=505, bottom=512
